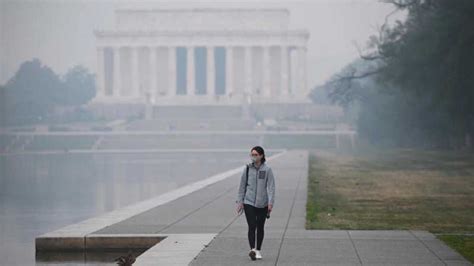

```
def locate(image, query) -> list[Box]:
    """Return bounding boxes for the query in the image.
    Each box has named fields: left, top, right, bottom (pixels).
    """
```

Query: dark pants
left=243, top=203, right=268, bottom=250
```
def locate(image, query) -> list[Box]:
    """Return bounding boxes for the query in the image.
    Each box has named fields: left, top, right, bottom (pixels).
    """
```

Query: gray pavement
left=91, top=150, right=472, bottom=265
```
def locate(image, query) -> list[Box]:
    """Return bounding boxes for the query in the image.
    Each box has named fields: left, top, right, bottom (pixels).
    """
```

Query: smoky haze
left=0, top=0, right=405, bottom=87
left=2, top=0, right=473, bottom=265
left=12, top=1, right=474, bottom=266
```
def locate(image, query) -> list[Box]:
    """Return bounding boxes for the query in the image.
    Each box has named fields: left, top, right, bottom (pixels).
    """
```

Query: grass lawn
left=306, top=147, right=474, bottom=262
left=437, top=234, right=474, bottom=263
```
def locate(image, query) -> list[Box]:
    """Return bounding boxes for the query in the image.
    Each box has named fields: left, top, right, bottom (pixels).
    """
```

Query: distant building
left=92, top=8, right=310, bottom=107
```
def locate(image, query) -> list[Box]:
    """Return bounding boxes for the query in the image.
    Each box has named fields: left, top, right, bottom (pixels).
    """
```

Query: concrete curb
left=35, top=150, right=286, bottom=251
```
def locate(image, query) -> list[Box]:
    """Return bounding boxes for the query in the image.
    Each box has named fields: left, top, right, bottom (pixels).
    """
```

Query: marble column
left=113, top=46, right=121, bottom=97
left=168, top=46, right=176, bottom=97
left=207, top=46, right=215, bottom=96
left=262, top=46, right=271, bottom=97
left=131, top=47, right=139, bottom=98
left=149, top=47, right=157, bottom=101
left=96, top=47, right=105, bottom=97
left=244, top=46, right=252, bottom=95
left=186, top=46, right=195, bottom=96
left=297, top=46, right=307, bottom=98
left=225, top=46, right=233, bottom=97
left=302, top=47, right=308, bottom=98
left=289, top=47, right=297, bottom=97
left=280, top=46, right=289, bottom=96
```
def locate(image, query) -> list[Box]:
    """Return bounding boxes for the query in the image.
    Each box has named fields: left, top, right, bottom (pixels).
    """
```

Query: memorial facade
left=92, top=8, right=310, bottom=106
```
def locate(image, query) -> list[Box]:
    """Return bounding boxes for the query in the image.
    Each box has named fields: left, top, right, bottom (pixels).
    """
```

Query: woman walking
left=236, top=146, right=275, bottom=261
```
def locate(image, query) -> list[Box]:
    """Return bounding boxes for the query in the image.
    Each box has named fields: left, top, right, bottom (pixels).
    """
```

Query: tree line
left=318, top=0, right=474, bottom=150
left=0, top=58, right=95, bottom=126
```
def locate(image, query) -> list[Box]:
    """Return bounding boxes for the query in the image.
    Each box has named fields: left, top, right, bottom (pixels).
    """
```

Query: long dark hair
left=251, top=146, right=266, bottom=163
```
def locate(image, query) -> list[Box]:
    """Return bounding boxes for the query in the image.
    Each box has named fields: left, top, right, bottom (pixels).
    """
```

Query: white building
left=92, top=8, right=310, bottom=106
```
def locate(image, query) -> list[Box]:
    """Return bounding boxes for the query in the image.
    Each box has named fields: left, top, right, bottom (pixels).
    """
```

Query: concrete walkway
left=90, top=150, right=470, bottom=265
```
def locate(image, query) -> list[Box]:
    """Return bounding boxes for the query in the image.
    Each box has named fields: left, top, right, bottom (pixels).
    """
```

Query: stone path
left=90, top=149, right=470, bottom=265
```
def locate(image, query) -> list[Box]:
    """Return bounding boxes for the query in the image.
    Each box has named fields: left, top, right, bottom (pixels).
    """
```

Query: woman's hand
left=236, top=203, right=244, bottom=215
left=267, top=204, right=273, bottom=213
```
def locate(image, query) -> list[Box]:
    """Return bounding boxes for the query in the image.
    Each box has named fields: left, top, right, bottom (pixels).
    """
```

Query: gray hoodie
left=235, top=161, right=275, bottom=208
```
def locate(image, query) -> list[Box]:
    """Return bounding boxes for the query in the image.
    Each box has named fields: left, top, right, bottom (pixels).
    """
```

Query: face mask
left=250, top=154, right=262, bottom=163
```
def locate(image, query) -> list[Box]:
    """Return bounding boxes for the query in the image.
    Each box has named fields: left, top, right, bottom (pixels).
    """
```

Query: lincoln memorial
left=91, top=8, right=310, bottom=108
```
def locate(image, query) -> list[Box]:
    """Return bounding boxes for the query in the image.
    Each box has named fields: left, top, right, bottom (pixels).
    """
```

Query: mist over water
left=1, top=151, right=272, bottom=264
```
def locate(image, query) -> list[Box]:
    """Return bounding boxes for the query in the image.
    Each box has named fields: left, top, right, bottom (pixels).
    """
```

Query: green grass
left=306, top=147, right=474, bottom=263
left=437, top=235, right=474, bottom=263
left=264, top=135, right=336, bottom=149
left=26, top=135, right=98, bottom=150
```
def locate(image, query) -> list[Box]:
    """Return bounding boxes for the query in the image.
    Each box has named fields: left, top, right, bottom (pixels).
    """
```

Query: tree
left=3, top=59, right=96, bottom=125
left=4, top=58, right=63, bottom=124
left=61, top=65, right=96, bottom=106
left=326, top=0, right=474, bottom=150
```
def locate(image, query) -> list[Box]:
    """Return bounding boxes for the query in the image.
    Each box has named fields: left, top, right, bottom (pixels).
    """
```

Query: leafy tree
left=61, top=65, right=96, bottom=106
left=2, top=59, right=96, bottom=125
left=324, top=0, right=474, bottom=150
left=4, top=58, right=62, bottom=124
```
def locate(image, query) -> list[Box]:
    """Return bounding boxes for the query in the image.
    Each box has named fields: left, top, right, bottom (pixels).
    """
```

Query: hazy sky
left=0, top=0, right=406, bottom=88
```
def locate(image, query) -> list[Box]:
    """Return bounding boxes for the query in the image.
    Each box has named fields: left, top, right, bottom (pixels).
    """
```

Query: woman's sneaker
left=249, top=248, right=256, bottom=260
left=255, top=250, right=262, bottom=260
